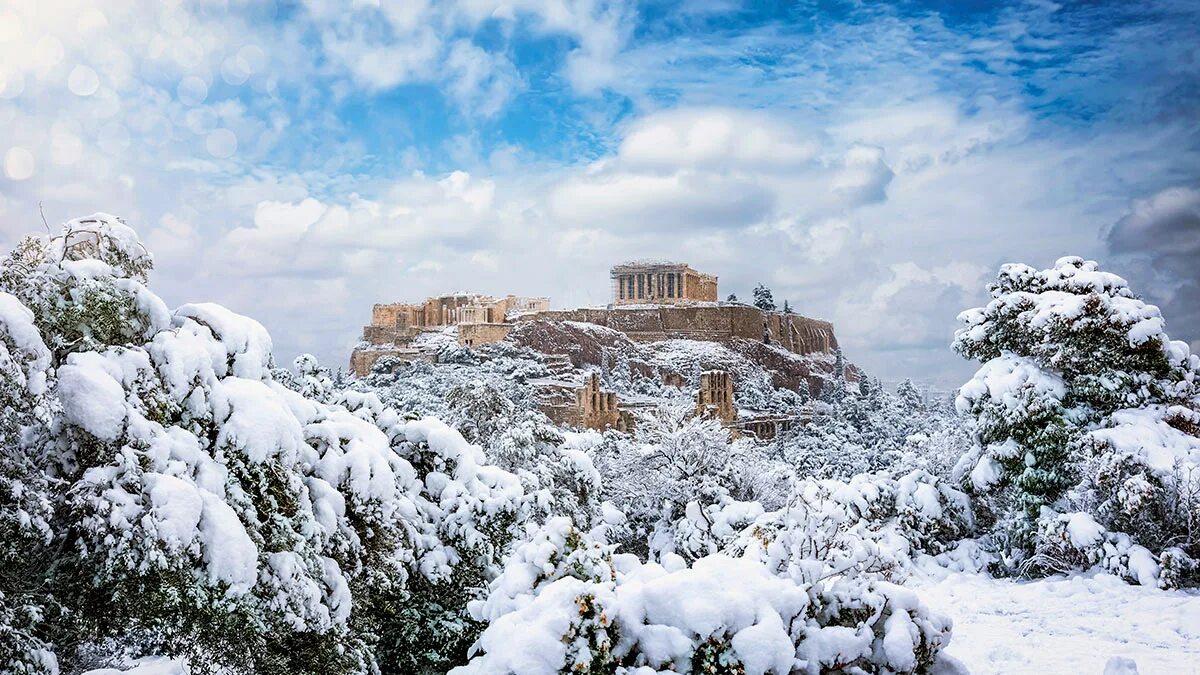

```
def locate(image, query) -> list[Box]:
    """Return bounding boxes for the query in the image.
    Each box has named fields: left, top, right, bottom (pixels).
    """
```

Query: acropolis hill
left=351, top=261, right=840, bottom=377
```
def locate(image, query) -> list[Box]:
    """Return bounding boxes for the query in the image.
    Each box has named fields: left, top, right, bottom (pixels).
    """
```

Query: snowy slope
left=916, top=572, right=1200, bottom=674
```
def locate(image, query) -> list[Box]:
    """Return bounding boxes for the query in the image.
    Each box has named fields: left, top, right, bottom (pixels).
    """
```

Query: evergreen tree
left=896, top=378, right=925, bottom=411
left=726, top=293, right=738, bottom=303
left=954, top=256, right=1200, bottom=581
left=783, top=300, right=792, bottom=314
left=752, top=284, right=776, bottom=311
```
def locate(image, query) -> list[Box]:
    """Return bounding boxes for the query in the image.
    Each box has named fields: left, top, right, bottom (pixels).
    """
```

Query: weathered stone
left=459, top=323, right=512, bottom=347
left=696, top=370, right=735, bottom=424
left=519, top=305, right=837, bottom=356
left=610, top=261, right=718, bottom=305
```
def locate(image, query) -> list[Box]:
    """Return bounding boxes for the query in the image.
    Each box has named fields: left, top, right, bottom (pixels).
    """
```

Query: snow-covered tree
left=726, top=293, right=738, bottom=303
left=0, top=214, right=537, bottom=672
left=587, top=402, right=761, bottom=561
left=897, top=378, right=925, bottom=412
left=0, top=288, right=59, bottom=675
left=752, top=283, right=776, bottom=311
left=954, top=256, right=1200, bottom=584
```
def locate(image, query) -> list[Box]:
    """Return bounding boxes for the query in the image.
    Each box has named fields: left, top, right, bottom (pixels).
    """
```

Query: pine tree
left=752, top=284, right=776, bottom=311
left=726, top=293, right=738, bottom=303
left=783, top=299, right=792, bottom=313
left=896, top=378, right=925, bottom=411
left=955, top=256, right=1200, bottom=577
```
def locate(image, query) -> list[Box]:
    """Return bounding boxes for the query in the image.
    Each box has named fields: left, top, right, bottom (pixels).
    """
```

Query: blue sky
left=1, top=0, right=1198, bottom=387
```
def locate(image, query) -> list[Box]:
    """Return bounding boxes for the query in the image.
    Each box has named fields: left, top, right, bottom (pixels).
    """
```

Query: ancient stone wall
left=577, top=372, right=620, bottom=431
left=459, top=323, right=513, bottom=347
left=696, top=370, right=735, bottom=423
left=349, top=348, right=437, bottom=376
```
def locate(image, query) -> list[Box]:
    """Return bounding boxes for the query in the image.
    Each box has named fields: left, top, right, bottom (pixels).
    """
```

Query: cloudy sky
left=1, top=0, right=1198, bottom=387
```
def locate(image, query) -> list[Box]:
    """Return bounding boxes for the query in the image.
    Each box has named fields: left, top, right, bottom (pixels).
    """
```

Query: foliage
left=953, top=256, right=1200, bottom=583
left=752, top=283, right=776, bottom=312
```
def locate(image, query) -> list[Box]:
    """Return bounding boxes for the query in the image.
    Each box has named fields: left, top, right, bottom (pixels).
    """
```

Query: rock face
left=508, top=319, right=853, bottom=399
left=520, top=305, right=837, bottom=356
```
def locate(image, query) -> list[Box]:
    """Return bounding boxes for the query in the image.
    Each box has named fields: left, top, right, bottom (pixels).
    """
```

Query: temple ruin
left=610, top=262, right=718, bottom=306
left=351, top=259, right=840, bottom=379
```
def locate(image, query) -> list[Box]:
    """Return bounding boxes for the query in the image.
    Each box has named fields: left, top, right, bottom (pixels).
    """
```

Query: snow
left=1089, top=406, right=1200, bottom=474
left=175, top=302, right=274, bottom=379
left=145, top=473, right=204, bottom=549
left=212, top=376, right=306, bottom=463
left=411, top=325, right=459, bottom=351
left=197, top=488, right=258, bottom=592
left=956, top=354, right=1065, bottom=414
left=57, top=352, right=128, bottom=441
left=1065, top=512, right=1105, bottom=548
left=0, top=291, right=51, bottom=394
left=968, top=454, right=1002, bottom=490
left=916, top=571, right=1200, bottom=675
left=83, top=656, right=185, bottom=675
left=615, top=554, right=808, bottom=674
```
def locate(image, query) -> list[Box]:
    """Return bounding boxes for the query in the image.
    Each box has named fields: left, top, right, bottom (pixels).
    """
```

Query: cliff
left=520, top=304, right=838, bottom=356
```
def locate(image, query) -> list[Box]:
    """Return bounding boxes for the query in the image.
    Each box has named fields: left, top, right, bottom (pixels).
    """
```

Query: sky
left=0, top=0, right=1198, bottom=388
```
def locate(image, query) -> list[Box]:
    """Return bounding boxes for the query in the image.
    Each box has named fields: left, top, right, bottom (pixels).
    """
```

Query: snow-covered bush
left=0, top=214, right=536, bottom=673
left=0, top=289, right=59, bottom=675
left=954, top=256, right=1200, bottom=584
left=733, top=470, right=975, bottom=584
left=586, top=402, right=760, bottom=560
left=455, top=518, right=955, bottom=674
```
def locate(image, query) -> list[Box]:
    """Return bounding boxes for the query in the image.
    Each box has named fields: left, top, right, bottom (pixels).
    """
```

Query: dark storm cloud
left=1106, top=186, right=1200, bottom=347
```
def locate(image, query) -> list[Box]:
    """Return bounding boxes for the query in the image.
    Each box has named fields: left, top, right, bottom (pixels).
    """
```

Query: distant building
left=610, top=262, right=717, bottom=306
left=370, top=293, right=548, bottom=334
left=352, top=292, right=549, bottom=374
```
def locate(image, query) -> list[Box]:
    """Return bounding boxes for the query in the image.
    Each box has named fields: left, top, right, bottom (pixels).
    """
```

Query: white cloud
left=619, top=108, right=817, bottom=171
left=831, top=145, right=893, bottom=206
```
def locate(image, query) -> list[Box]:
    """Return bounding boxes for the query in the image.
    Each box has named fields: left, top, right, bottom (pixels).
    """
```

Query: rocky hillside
left=507, top=319, right=856, bottom=407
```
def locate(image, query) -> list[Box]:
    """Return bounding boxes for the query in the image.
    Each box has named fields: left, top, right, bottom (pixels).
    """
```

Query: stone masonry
left=611, top=261, right=718, bottom=305
left=695, top=370, right=735, bottom=424
left=352, top=292, right=548, bottom=374
left=577, top=372, right=621, bottom=430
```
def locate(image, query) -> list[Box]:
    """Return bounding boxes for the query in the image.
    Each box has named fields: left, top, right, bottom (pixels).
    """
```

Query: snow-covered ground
left=84, top=571, right=1200, bottom=675
left=917, top=571, right=1200, bottom=674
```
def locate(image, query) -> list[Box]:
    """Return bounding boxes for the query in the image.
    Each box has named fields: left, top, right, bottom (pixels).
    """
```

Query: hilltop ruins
left=350, top=261, right=840, bottom=439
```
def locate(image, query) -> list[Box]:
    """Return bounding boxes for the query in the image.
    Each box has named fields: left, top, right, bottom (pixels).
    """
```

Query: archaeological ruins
left=610, top=261, right=718, bottom=305
left=352, top=292, right=548, bottom=373
left=349, top=260, right=838, bottom=439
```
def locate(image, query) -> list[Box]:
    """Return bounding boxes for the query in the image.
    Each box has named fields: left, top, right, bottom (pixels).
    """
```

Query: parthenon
left=610, top=262, right=718, bottom=306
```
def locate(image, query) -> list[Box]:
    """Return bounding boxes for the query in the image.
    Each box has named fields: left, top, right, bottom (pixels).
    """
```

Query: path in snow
left=916, top=571, right=1200, bottom=674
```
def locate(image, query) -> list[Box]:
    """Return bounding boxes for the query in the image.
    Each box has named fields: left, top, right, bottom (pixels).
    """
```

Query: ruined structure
left=368, top=293, right=548, bottom=339
left=353, top=260, right=842, bottom=391
left=696, top=370, right=736, bottom=424
left=537, top=371, right=634, bottom=432
left=611, top=262, right=718, bottom=306
left=352, top=292, right=549, bottom=374
left=577, top=372, right=621, bottom=430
